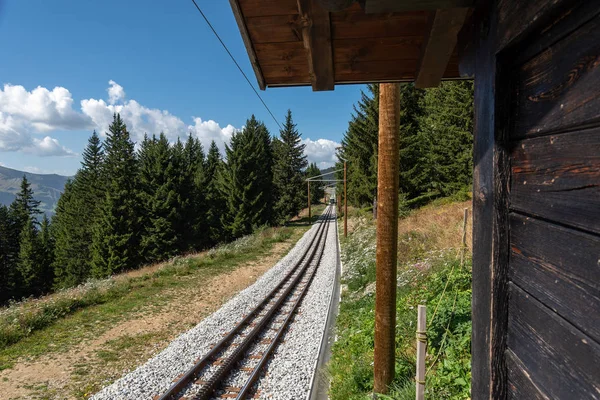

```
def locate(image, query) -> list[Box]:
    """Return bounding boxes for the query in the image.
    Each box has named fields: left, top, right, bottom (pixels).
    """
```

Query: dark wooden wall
left=471, top=0, right=600, bottom=398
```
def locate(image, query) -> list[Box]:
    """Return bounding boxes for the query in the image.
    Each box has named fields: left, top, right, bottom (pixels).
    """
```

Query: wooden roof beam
left=229, top=0, right=266, bottom=90
left=297, top=0, right=335, bottom=91
left=364, top=0, right=473, bottom=13
left=415, top=8, right=469, bottom=88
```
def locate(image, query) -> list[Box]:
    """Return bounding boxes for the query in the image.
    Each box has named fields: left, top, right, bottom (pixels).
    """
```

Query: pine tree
left=417, top=81, right=473, bottom=198
left=17, top=216, right=42, bottom=296
left=91, top=114, right=140, bottom=277
left=205, top=140, right=226, bottom=245
left=138, top=133, right=180, bottom=263
left=39, top=215, right=55, bottom=293
left=218, top=115, right=274, bottom=238
left=10, top=175, right=42, bottom=230
left=306, top=163, right=324, bottom=204
left=53, top=132, right=105, bottom=288
left=272, top=110, right=307, bottom=224
left=180, top=134, right=206, bottom=250
left=336, top=84, right=379, bottom=207
left=0, top=205, right=15, bottom=302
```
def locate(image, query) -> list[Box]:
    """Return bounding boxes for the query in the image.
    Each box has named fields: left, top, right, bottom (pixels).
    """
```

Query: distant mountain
left=320, top=166, right=337, bottom=181
left=0, top=166, right=71, bottom=216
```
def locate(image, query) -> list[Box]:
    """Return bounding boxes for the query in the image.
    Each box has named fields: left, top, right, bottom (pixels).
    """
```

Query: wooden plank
left=229, top=0, right=266, bottom=90
left=297, top=0, right=335, bottom=91
left=510, top=127, right=600, bottom=234
left=511, top=15, right=600, bottom=138
left=261, top=63, right=311, bottom=84
left=334, top=59, right=418, bottom=81
left=507, top=283, right=600, bottom=399
left=238, top=0, right=298, bottom=18
left=497, top=0, right=567, bottom=51
left=509, top=213, right=600, bottom=343
left=333, top=37, right=423, bottom=64
left=245, top=15, right=303, bottom=44
left=365, top=0, right=473, bottom=13
left=509, top=1, right=600, bottom=68
left=331, top=10, right=430, bottom=39
left=254, top=42, right=306, bottom=66
left=333, top=51, right=458, bottom=82
left=471, top=1, right=511, bottom=398
left=506, top=350, right=550, bottom=400
left=415, top=8, right=469, bottom=88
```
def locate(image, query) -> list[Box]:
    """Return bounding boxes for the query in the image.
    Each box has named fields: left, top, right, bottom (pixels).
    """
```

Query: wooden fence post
left=460, top=207, right=468, bottom=267
left=416, top=305, right=427, bottom=400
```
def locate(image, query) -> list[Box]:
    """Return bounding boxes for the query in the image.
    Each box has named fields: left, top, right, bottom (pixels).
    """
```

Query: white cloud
left=0, top=84, right=91, bottom=131
left=82, top=81, right=238, bottom=151
left=302, top=138, right=340, bottom=169
left=107, top=80, right=125, bottom=105
left=0, top=80, right=337, bottom=165
left=0, top=84, right=86, bottom=156
left=32, top=136, right=76, bottom=157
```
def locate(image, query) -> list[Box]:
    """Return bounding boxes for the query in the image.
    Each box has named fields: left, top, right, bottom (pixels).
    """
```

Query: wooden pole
left=460, top=207, right=468, bottom=267
left=344, top=160, right=347, bottom=237
left=416, top=305, right=427, bottom=400
left=373, top=83, right=401, bottom=394
left=308, top=181, right=311, bottom=224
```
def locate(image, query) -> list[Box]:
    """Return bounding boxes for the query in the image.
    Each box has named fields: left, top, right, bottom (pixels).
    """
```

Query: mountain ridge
left=0, top=165, right=71, bottom=216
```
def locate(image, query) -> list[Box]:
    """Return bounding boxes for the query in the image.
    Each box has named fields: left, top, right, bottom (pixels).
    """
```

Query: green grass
left=0, top=224, right=308, bottom=371
left=329, top=206, right=472, bottom=400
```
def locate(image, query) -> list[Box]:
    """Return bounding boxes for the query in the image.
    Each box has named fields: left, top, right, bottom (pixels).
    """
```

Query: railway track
left=156, top=206, right=335, bottom=400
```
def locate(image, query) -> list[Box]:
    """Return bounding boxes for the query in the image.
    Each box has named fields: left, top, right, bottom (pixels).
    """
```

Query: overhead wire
left=189, top=0, right=283, bottom=130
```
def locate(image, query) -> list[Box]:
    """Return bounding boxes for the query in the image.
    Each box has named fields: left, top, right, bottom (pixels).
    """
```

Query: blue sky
left=0, top=0, right=364, bottom=176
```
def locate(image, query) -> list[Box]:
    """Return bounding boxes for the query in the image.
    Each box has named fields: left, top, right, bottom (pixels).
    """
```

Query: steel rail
left=157, top=206, right=333, bottom=400
left=236, top=207, right=332, bottom=398
left=193, top=207, right=333, bottom=400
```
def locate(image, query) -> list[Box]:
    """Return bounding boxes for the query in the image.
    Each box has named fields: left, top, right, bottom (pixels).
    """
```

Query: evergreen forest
left=0, top=81, right=473, bottom=304
left=0, top=111, right=310, bottom=303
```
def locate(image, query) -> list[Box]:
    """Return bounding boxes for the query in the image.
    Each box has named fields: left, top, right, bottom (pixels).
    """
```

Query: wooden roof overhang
left=229, top=0, right=473, bottom=91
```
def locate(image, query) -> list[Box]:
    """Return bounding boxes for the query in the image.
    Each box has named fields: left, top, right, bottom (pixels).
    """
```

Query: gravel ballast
left=91, top=208, right=339, bottom=400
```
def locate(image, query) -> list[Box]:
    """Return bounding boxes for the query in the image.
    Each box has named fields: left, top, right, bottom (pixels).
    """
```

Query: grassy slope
left=330, top=198, right=473, bottom=399
left=0, top=220, right=315, bottom=372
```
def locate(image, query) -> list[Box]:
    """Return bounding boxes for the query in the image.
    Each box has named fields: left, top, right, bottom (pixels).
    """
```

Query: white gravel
left=91, top=207, right=339, bottom=400
left=257, top=209, right=338, bottom=400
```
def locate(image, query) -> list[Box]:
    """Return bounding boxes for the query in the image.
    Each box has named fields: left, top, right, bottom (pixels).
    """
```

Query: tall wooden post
left=308, top=180, right=311, bottom=223
left=373, top=83, right=401, bottom=394
left=344, top=160, right=347, bottom=237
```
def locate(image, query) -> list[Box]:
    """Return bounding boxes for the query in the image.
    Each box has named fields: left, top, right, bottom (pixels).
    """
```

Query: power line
left=189, top=0, right=283, bottom=130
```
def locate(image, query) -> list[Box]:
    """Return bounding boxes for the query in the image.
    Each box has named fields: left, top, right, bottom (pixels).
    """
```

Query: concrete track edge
left=307, top=210, right=343, bottom=400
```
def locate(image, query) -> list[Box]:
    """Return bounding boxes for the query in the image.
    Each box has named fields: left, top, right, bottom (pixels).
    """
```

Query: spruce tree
left=417, top=81, right=473, bottom=198
left=17, top=216, right=42, bottom=296
left=180, top=134, right=206, bottom=250
left=0, top=205, right=15, bottom=302
left=218, top=115, right=274, bottom=238
left=52, top=180, right=88, bottom=287
left=10, top=175, right=42, bottom=230
left=138, top=133, right=180, bottom=263
left=306, top=163, right=324, bottom=204
left=272, top=110, right=307, bottom=224
left=336, top=84, right=379, bottom=207
left=205, top=140, right=226, bottom=245
left=39, top=215, right=55, bottom=293
left=53, top=132, right=105, bottom=288
left=91, top=114, right=140, bottom=277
